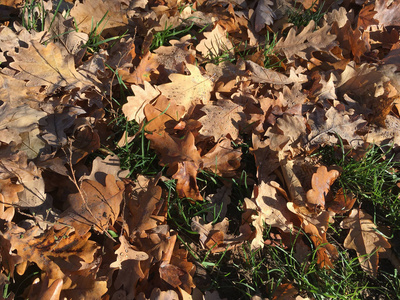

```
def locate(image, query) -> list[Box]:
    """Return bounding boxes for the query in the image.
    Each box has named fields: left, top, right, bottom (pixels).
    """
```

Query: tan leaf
left=124, top=175, right=163, bottom=235
left=70, top=0, right=129, bottom=36
left=275, top=21, right=337, bottom=62
left=154, top=35, right=196, bottom=76
left=0, top=103, right=46, bottom=146
left=196, top=24, right=234, bottom=59
left=306, top=166, right=339, bottom=209
left=7, top=41, right=93, bottom=93
left=157, top=64, right=213, bottom=114
left=81, top=155, right=128, bottom=185
left=246, top=61, right=308, bottom=84
left=0, top=74, right=46, bottom=108
left=110, top=236, right=149, bottom=270
left=253, top=181, right=295, bottom=233
left=340, top=208, right=391, bottom=276
left=199, top=99, right=245, bottom=141
left=55, top=174, right=125, bottom=235
left=374, top=0, right=400, bottom=27
left=122, top=81, right=160, bottom=123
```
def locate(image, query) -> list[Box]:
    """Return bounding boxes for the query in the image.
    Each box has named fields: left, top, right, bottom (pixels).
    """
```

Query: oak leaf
left=6, top=41, right=93, bottom=93
left=55, top=174, right=125, bottom=235
left=126, top=52, right=160, bottom=85
left=124, top=175, right=163, bottom=236
left=201, top=138, right=242, bottom=177
left=157, top=64, right=213, bottom=114
left=2, top=226, right=98, bottom=286
left=374, top=0, right=400, bottom=27
left=246, top=61, right=308, bottom=84
left=198, top=99, right=245, bottom=141
left=306, top=166, right=339, bottom=210
left=327, top=188, right=356, bottom=214
left=70, top=0, right=129, bottom=36
left=275, top=21, right=337, bottom=62
left=196, top=24, right=234, bottom=59
left=154, top=35, right=196, bottom=76
left=306, top=106, right=366, bottom=148
left=340, top=208, right=391, bottom=276
left=254, top=0, right=275, bottom=32
left=122, top=81, right=160, bottom=123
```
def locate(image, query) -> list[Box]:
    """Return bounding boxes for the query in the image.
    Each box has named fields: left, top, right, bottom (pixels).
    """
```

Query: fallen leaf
left=196, top=24, right=234, bottom=59
left=122, top=81, right=160, bottom=123
left=157, top=64, right=213, bottom=114
left=275, top=21, right=337, bottom=62
left=198, top=99, right=245, bottom=141
left=340, top=208, right=391, bottom=276
left=306, top=166, right=339, bottom=210
left=6, top=41, right=93, bottom=93
left=55, top=174, right=125, bottom=235
left=254, top=0, right=275, bottom=32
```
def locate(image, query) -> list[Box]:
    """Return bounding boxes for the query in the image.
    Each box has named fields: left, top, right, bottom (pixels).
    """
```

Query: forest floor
left=0, top=0, right=400, bottom=299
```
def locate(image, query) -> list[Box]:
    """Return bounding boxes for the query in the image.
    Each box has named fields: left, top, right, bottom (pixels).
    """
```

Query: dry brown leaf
left=196, top=24, right=234, bottom=59
left=154, top=35, right=196, bottom=76
left=147, top=132, right=202, bottom=200
left=246, top=61, right=308, bottom=84
left=254, top=0, right=275, bottom=32
left=201, top=138, right=242, bottom=177
left=275, top=21, right=337, bottom=62
left=271, top=283, right=298, bottom=300
left=374, top=0, right=400, bottom=27
left=122, top=82, right=160, bottom=123
left=157, top=64, right=213, bottom=114
left=0, top=103, right=47, bottom=155
left=70, top=0, right=129, bottom=36
left=199, top=99, right=245, bottom=141
left=55, top=174, right=125, bottom=235
left=2, top=226, right=98, bottom=287
left=6, top=41, right=94, bottom=93
left=124, top=175, right=163, bottom=236
left=111, top=235, right=149, bottom=267
left=127, top=52, right=160, bottom=85
left=340, top=208, right=391, bottom=276
left=306, top=166, right=339, bottom=210
left=205, top=185, right=231, bottom=222
left=306, top=106, right=366, bottom=148
left=81, top=155, right=128, bottom=185
left=326, top=188, right=356, bottom=214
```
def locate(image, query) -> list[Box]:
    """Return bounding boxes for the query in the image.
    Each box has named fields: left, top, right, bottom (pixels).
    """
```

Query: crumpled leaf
left=340, top=208, right=391, bottom=277
left=147, top=132, right=202, bottom=201
left=70, top=0, right=129, bottom=36
left=55, top=174, right=125, bottom=235
left=1, top=226, right=98, bottom=286
left=110, top=235, right=149, bottom=270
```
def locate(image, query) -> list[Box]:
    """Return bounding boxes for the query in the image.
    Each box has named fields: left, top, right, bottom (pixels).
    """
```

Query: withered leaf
left=7, top=41, right=93, bottom=93
left=55, top=174, right=125, bottom=235
left=306, top=166, right=339, bottom=209
left=275, top=21, right=337, bottom=62
left=157, top=64, right=213, bottom=114
left=340, top=208, right=391, bottom=277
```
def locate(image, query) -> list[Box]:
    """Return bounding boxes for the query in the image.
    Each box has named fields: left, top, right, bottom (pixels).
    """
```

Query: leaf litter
left=0, top=0, right=400, bottom=299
